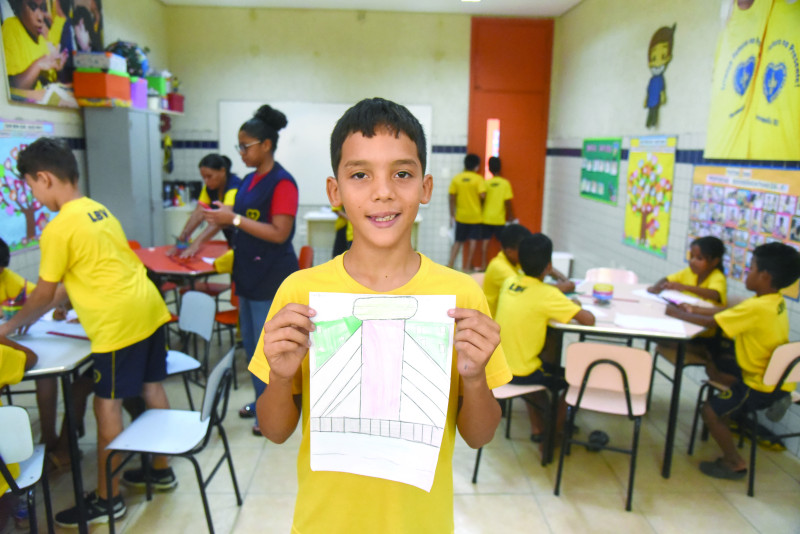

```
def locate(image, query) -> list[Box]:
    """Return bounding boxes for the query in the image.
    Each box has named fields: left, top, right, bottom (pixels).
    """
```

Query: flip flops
left=585, top=430, right=609, bottom=452
left=699, top=458, right=747, bottom=480
left=239, top=403, right=256, bottom=419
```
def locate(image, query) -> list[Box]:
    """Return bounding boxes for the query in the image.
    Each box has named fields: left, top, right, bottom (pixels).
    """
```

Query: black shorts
left=92, top=326, right=167, bottom=399
left=707, top=379, right=784, bottom=419
left=482, top=224, right=505, bottom=241
left=455, top=222, right=482, bottom=242
left=509, top=362, right=567, bottom=390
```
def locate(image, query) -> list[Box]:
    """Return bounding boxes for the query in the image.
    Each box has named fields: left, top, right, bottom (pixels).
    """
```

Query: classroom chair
left=167, top=291, right=217, bottom=410
left=299, top=245, right=314, bottom=269
left=0, top=406, right=54, bottom=534
left=584, top=268, right=638, bottom=285
left=105, top=349, right=242, bottom=534
left=687, top=341, right=800, bottom=497
left=471, top=382, right=560, bottom=483
left=214, top=282, right=240, bottom=389
left=554, top=342, right=653, bottom=512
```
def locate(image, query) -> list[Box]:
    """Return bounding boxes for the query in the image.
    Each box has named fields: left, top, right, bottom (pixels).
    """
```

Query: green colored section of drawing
left=311, top=316, right=362, bottom=368
left=406, top=320, right=451, bottom=370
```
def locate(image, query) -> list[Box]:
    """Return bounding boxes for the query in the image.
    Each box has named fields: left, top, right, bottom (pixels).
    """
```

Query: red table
left=134, top=241, right=229, bottom=288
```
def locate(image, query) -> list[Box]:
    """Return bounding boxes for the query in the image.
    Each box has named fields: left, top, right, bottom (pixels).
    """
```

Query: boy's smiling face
left=327, top=127, right=432, bottom=251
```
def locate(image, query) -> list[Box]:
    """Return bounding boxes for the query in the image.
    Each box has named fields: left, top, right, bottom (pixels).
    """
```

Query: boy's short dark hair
left=330, top=98, right=427, bottom=174
left=17, top=137, right=79, bottom=185
left=499, top=224, right=531, bottom=250
left=753, top=242, right=800, bottom=290
left=518, top=233, right=552, bottom=278
left=488, top=156, right=501, bottom=175
left=464, top=153, right=480, bottom=170
left=0, top=238, right=9, bottom=268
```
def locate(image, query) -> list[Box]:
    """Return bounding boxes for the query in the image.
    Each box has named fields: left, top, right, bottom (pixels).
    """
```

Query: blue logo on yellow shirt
left=734, top=56, right=756, bottom=96
left=763, top=62, right=787, bottom=103
left=88, top=209, right=109, bottom=222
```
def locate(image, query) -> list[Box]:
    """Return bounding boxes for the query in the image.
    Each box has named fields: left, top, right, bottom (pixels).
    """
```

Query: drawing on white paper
left=308, top=292, right=455, bottom=492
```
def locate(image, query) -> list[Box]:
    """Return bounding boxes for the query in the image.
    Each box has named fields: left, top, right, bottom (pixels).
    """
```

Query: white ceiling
left=160, top=0, right=583, bottom=18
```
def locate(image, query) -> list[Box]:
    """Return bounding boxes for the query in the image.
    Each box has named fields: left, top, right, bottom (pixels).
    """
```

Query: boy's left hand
left=448, top=308, right=500, bottom=382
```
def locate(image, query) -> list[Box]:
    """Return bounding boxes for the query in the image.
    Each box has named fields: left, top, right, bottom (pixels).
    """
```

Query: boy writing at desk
left=0, top=138, right=175, bottom=526
left=250, top=98, right=511, bottom=533
left=666, top=242, right=800, bottom=480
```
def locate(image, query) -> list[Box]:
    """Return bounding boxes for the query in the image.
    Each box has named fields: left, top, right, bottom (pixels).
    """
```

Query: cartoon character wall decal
left=645, top=24, right=677, bottom=128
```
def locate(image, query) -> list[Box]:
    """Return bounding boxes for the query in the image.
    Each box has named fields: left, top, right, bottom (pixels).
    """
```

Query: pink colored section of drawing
left=360, top=319, right=404, bottom=420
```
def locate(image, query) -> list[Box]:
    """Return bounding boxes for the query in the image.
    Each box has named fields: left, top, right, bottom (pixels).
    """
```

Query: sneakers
left=54, top=491, right=126, bottom=527
left=766, top=393, right=793, bottom=423
left=121, top=466, right=178, bottom=491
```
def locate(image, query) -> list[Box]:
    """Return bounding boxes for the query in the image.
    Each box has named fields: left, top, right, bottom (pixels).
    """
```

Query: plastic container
left=130, top=77, right=148, bottom=109
left=73, top=71, right=130, bottom=100
left=592, top=283, right=614, bottom=304
left=146, top=75, right=169, bottom=96
left=167, top=93, right=184, bottom=112
left=73, top=51, right=127, bottom=72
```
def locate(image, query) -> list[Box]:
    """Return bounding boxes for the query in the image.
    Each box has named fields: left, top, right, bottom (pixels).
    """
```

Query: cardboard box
left=167, top=93, right=184, bottom=112
left=146, top=75, right=169, bottom=96
left=130, top=77, right=148, bottom=109
left=74, top=51, right=127, bottom=73
left=74, top=71, right=130, bottom=100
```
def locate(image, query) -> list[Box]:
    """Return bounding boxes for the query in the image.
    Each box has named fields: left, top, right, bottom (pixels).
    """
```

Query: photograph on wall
left=0, top=119, right=55, bottom=252
left=0, top=0, right=105, bottom=108
left=705, top=0, right=800, bottom=161
left=579, top=137, right=621, bottom=205
left=688, top=165, right=800, bottom=300
left=623, top=135, right=676, bottom=258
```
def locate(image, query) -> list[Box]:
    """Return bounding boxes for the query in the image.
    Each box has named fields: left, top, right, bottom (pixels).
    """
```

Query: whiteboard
left=219, top=101, right=432, bottom=206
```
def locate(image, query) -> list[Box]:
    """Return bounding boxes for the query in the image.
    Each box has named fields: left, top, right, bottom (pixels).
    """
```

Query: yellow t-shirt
left=705, top=0, right=772, bottom=159
left=38, top=197, right=170, bottom=353
left=248, top=253, right=510, bottom=534
left=198, top=185, right=237, bottom=207
left=213, top=249, right=234, bottom=274
left=47, top=14, right=66, bottom=47
left=0, top=268, right=36, bottom=304
left=748, top=0, right=800, bottom=160
left=1, top=16, right=51, bottom=89
left=483, top=251, right=520, bottom=317
left=666, top=267, right=728, bottom=306
left=331, top=206, right=353, bottom=241
left=448, top=171, right=486, bottom=224
left=0, top=344, right=26, bottom=494
left=715, top=293, right=794, bottom=393
left=482, top=176, right=513, bottom=226
left=495, top=275, right=580, bottom=377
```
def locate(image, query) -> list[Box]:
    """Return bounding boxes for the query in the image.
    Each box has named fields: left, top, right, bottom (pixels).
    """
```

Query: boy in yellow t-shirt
left=495, top=233, right=595, bottom=442
left=249, top=98, right=510, bottom=533
left=0, top=238, right=37, bottom=308
left=479, top=157, right=514, bottom=270
left=331, top=205, right=353, bottom=257
left=446, top=153, right=486, bottom=270
left=483, top=224, right=529, bottom=317
left=667, top=242, right=800, bottom=480
left=0, top=138, right=174, bottom=527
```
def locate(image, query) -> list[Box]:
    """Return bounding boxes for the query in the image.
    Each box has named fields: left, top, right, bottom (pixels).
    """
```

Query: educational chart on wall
left=705, top=0, right=800, bottom=161
left=623, top=135, right=676, bottom=258
left=579, top=138, right=621, bottom=205
left=308, top=292, right=455, bottom=492
left=688, top=165, right=800, bottom=300
left=0, top=119, right=55, bottom=253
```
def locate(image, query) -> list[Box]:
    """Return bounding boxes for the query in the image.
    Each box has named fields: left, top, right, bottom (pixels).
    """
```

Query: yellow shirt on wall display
left=748, top=0, right=800, bottom=160
left=705, top=0, right=772, bottom=159
left=1, top=16, right=51, bottom=89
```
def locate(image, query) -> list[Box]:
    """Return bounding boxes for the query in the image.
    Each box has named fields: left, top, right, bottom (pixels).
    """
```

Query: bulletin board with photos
left=688, top=165, right=800, bottom=300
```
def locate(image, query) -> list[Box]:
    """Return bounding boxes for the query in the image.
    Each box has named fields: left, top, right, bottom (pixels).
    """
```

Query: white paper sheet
left=632, top=288, right=705, bottom=307
left=579, top=304, right=608, bottom=319
left=308, top=292, right=455, bottom=492
left=613, top=313, right=687, bottom=335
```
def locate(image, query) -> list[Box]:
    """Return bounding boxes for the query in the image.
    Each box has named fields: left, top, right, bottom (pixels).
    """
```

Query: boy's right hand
left=262, top=303, right=316, bottom=382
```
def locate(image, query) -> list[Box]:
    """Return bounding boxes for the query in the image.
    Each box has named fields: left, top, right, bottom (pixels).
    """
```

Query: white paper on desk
left=614, top=313, right=686, bottom=335
left=580, top=304, right=608, bottom=319
left=632, top=288, right=666, bottom=303
left=658, top=290, right=704, bottom=306
left=307, top=292, right=454, bottom=492
left=202, top=257, right=216, bottom=265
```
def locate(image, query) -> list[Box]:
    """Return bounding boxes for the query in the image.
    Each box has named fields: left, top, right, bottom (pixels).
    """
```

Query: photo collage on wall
left=688, top=166, right=800, bottom=300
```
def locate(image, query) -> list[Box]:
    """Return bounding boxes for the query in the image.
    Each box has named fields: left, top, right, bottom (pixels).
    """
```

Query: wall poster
left=623, top=135, right=676, bottom=258
left=580, top=138, right=621, bottom=205
left=689, top=165, right=800, bottom=300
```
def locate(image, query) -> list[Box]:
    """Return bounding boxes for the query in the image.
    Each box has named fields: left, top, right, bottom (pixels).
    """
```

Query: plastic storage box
left=167, top=93, right=184, bottom=112
left=130, top=77, right=148, bottom=109
left=74, top=71, right=131, bottom=100
left=73, top=52, right=127, bottom=73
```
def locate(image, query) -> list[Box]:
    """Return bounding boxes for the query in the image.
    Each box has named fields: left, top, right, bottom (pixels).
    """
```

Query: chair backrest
left=299, top=245, right=314, bottom=269
left=179, top=291, right=217, bottom=341
left=470, top=272, right=485, bottom=287
left=565, top=342, right=653, bottom=395
left=200, top=348, right=235, bottom=422
left=763, top=342, right=800, bottom=388
left=128, top=240, right=142, bottom=250
left=0, top=406, right=34, bottom=463
left=584, top=268, right=638, bottom=284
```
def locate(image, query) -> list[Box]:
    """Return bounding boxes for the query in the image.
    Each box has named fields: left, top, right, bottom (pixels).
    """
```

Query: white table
left=11, top=319, right=92, bottom=534
left=548, top=283, right=706, bottom=479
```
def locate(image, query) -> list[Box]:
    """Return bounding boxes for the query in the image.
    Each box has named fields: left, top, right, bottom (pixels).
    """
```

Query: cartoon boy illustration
left=645, top=24, right=676, bottom=128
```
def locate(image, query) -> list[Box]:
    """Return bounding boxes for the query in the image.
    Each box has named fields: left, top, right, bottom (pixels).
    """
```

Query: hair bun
left=254, top=105, right=288, bottom=131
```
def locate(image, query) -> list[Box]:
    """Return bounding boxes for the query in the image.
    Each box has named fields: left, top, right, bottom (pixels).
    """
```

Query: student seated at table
left=648, top=236, right=727, bottom=306
left=495, top=233, right=595, bottom=443
left=0, top=138, right=175, bottom=527
left=666, top=242, right=800, bottom=480
left=173, top=154, right=241, bottom=258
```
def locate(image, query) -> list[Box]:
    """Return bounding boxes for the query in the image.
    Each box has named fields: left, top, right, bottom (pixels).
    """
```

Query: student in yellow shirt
left=479, top=157, right=514, bottom=271
left=2, top=0, right=67, bottom=90
left=250, top=98, right=510, bottom=533
left=495, top=233, right=595, bottom=442
left=667, top=242, right=800, bottom=480
left=447, top=153, right=486, bottom=271
left=0, top=138, right=175, bottom=527
left=331, top=205, right=353, bottom=257
left=648, top=236, right=727, bottom=305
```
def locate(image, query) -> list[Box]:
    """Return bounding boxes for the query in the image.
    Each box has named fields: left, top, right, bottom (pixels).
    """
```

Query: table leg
left=661, top=340, right=685, bottom=479
left=61, top=372, right=88, bottom=534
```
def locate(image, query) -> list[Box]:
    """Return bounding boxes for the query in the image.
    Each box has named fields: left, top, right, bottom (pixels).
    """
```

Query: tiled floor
left=5, top=341, right=800, bottom=534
